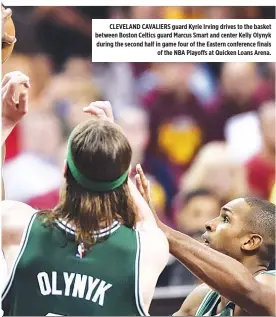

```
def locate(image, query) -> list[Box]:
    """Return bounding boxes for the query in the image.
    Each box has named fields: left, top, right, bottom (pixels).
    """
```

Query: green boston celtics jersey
left=195, top=270, right=276, bottom=316
left=2, top=213, right=147, bottom=316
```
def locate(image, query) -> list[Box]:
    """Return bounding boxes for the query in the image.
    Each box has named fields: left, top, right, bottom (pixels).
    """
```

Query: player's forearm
left=162, top=225, right=259, bottom=308
left=1, top=119, right=16, bottom=200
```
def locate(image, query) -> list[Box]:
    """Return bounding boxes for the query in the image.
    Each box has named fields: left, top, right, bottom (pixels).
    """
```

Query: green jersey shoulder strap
left=195, top=270, right=276, bottom=316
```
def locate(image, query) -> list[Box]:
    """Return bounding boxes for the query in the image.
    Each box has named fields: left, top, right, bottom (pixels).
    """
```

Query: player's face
left=202, top=198, right=251, bottom=260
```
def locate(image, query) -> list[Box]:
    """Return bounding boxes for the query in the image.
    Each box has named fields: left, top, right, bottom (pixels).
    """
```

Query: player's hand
left=2, top=7, right=16, bottom=44
left=135, top=164, right=161, bottom=222
left=83, top=101, right=114, bottom=123
left=135, top=164, right=151, bottom=205
left=135, top=164, right=166, bottom=229
left=2, top=71, right=30, bottom=127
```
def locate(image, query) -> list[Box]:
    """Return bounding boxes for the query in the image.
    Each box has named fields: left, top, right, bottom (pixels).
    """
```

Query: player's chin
left=210, top=243, right=228, bottom=255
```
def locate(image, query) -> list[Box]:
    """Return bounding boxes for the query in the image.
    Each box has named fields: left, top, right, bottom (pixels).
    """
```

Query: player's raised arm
left=1, top=72, right=36, bottom=281
left=1, top=72, right=30, bottom=146
left=1, top=71, right=30, bottom=200
left=136, top=165, right=276, bottom=316
left=161, top=225, right=275, bottom=316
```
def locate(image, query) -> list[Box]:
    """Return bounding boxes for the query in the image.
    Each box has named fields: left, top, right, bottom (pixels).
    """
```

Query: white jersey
left=0, top=250, right=8, bottom=293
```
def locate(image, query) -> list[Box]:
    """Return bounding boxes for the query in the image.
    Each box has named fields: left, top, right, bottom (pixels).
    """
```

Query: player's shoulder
left=138, top=225, right=169, bottom=251
left=1, top=200, right=36, bottom=245
left=1, top=200, right=36, bottom=222
left=137, top=226, right=169, bottom=267
left=1, top=199, right=35, bottom=212
left=173, top=283, right=211, bottom=316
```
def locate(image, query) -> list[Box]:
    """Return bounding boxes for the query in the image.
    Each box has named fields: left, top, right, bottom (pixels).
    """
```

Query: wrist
left=2, top=144, right=6, bottom=165
left=157, top=220, right=170, bottom=237
left=2, top=117, right=17, bottom=129
left=1, top=118, right=17, bottom=145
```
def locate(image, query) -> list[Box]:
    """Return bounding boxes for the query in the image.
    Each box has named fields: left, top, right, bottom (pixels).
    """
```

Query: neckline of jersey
left=54, top=219, right=121, bottom=238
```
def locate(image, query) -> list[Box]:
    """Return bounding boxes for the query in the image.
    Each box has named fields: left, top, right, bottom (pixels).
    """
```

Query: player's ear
left=63, top=159, right=68, bottom=178
left=241, top=233, right=263, bottom=252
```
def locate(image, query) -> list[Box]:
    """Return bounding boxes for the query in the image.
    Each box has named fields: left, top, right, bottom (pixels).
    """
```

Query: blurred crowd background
left=2, top=5, right=275, bottom=313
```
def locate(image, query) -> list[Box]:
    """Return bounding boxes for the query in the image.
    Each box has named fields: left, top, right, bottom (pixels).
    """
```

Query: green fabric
left=67, top=134, right=128, bottom=192
left=2, top=214, right=144, bottom=316
left=195, top=270, right=276, bottom=316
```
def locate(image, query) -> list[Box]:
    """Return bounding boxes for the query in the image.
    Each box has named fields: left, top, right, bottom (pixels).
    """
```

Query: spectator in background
left=116, top=106, right=149, bottom=168
left=224, top=110, right=262, bottom=164
left=173, top=189, right=221, bottom=240
left=2, top=53, right=53, bottom=161
left=2, top=53, right=53, bottom=105
left=3, top=109, right=64, bottom=207
left=34, top=6, right=110, bottom=71
left=142, top=63, right=212, bottom=208
left=181, top=142, right=248, bottom=204
left=206, top=63, right=275, bottom=141
left=39, top=57, right=98, bottom=110
left=39, top=61, right=102, bottom=131
left=245, top=100, right=275, bottom=200
left=169, top=189, right=221, bottom=286
left=20, top=75, right=103, bottom=209
left=116, top=106, right=171, bottom=225
left=92, top=62, right=137, bottom=110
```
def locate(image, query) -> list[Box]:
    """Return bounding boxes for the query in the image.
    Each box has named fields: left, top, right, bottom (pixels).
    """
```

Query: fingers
left=83, top=104, right=106, bottom=120
left=17, top=91, right=28, bottom=114
left=2, top=72, right=12, bottom=87
left=2, top=71, right=30, bottom=89
left=94, top=101, right=113, bottom=120
left=135, top=174, right=146, bottom=199
left=3, top=72, right=30, bottom=103
left=135, top=164, right=152, bottom=204
left=136, top=164, right=149, bottom=193
left=2, top=73, right=30, bottom=121
left=83, top=101, right=114, bottom=122
left=2, top=33, right=16, bottom=44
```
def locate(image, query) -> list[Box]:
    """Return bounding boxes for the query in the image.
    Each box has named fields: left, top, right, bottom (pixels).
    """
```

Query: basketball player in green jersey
left=1, top=71, right=169, bottom=316
left=135, top=166, right=275, bottom=316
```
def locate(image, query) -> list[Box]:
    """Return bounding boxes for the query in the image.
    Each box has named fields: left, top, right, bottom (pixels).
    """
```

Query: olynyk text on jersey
left=37, top=271, right=112, bottom=306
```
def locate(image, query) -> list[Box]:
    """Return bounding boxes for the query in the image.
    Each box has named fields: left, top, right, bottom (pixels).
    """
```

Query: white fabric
left=0, top=250, right=8, bottom=294
left=3, top=153, right=62, bottom=202
left=225, top=111, right=262, bottom=164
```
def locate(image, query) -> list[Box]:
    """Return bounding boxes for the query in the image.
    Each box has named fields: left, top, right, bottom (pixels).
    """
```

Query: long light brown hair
left=43, top=119, right=137, bottom=246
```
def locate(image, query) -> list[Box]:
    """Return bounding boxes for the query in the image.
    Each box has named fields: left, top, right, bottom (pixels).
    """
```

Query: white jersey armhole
left=135, top=231, right=150, bottom=316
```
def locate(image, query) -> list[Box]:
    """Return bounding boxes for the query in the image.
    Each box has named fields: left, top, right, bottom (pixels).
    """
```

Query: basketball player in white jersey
left=1, top=71, right=169, bottom=316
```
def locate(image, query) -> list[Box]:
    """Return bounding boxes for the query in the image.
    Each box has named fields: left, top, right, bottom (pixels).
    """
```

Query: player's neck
left=240, top=257, right=268, bottom=276
left=60, top=217, right=119, bottom=230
